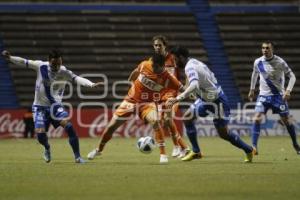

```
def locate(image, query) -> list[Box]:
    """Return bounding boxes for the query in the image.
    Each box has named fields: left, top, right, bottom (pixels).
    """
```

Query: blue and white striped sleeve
left=9, top=56, right=42, bottom=71
left=185, top=65, right=199, bottom=84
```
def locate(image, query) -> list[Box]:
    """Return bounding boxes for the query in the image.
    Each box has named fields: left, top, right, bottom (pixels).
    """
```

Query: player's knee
left=146, top=115, right=160, bottom=129
left=280, top=116, right=290, bottom=126
left=60, top=119, right=69, bottom=128
left=253, top=113, right=263, bottom=123
left=253, top=116, right=262, bottom=124
left=216, top=126, right=229, bottom=140
left=35, top=128, right=45, bottom=133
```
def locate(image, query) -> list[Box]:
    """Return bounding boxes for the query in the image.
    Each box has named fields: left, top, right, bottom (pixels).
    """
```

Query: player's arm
left=2, top=50, right=41, bottom=71
left=165, top=70, right=184, bottom=92
left=248, top=62, right=259, bottom=102
left=75, top=76, right=103, bottom=88
left=283, top=61, right=296, bottom=101
left=128, top=68, right=140, bottom=82
left=166, top=66, right=199, bottom=107
left=64, top=70, right=103, bottom=88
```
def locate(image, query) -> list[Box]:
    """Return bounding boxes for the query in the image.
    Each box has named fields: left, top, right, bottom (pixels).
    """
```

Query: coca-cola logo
left=0, top=113, right=24, bottom=137
left=89, top=113, right=153, bottom=138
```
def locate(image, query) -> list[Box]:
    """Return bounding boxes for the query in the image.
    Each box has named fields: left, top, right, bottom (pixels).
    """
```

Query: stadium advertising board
left=0, top=109, right=299, bottom=138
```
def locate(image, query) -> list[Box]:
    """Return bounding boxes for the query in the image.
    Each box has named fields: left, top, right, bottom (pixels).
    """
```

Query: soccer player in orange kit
left=87, top=52, right=183, bottom=163
left=152, top=35, right=189, bottom=158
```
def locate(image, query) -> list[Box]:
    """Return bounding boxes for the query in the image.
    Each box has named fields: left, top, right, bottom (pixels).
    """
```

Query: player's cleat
left=244, top=147, right=256, bottom=163
left=75, top=157, right=86, bottom=164
left=293, top=145, right=300, bottom=155
left=178, top=148, right=191, bottom=158
left=181, top=151, right=202, bottom=161
left=160, top=154, right=168, bottom=164
left=87, top=149, right=101, bottom=160
left=43, top=149, right=51, bottom=163
left=252, top=146, right=259, bottom=155
left=171, top=146, right=181, bottom=157
left=252, top=145, right=258, bottom=156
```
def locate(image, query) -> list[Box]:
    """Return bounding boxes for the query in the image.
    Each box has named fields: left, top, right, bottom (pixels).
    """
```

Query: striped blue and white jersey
left=253, top=55, right=293, bottom=96
left=184, top=58, right=222, bottom=102
left=25, top=60, right=76, bottom=106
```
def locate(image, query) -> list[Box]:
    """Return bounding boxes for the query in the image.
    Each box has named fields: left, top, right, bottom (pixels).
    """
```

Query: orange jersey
left=161, top=52, right=180, bottom=101
left=126, top=59, right=181, bottom=103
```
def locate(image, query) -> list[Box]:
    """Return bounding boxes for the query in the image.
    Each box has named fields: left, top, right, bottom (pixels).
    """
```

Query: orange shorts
left=114, top=100, right=157, bottom=121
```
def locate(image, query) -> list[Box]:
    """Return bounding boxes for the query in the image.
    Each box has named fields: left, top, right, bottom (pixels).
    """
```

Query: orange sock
left=169, top=120, right=187, bottom=149
left=163, top=124, right=179, bottom=147
left=154, top=127, right=166, bottom=155
left=98, top=132, right=113, bottom=152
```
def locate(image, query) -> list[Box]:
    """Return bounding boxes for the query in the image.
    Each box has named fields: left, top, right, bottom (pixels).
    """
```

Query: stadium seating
left=216, top=13, right=300, bottom=108
left=209, top=0, right=299, bottom=5
left=5, top=0, right=186, bottom=4
left=0, top=11, right=207, bottom=107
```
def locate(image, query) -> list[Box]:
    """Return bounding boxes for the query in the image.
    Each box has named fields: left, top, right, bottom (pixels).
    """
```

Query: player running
left=166, top=46, right=255, bottom=162
left=87, top=52, right=183, bottom=163
left=248, top=41, right=300, bottom=155
left=2, top=50, right=102, bottom=163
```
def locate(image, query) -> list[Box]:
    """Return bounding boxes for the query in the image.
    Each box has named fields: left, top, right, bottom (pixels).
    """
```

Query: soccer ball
left=137, top=136, right=155, bottom=154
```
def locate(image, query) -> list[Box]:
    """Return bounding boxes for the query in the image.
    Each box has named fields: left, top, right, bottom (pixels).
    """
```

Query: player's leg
left=215, top=124, right=254, bottom=162
left=280, top=115, right=300, bottom=154
left=159, top=103, right=180, bottom=157
left=164, top=104, right=189, bottom=158
left=87, top=115, right=126, bottom=160
left=50, top=104, right=84, bottom=163
left=273, top=96, right=300, bottom=154
left=142, top=103, right=168, bottom=163
left=59, top=119, right=85, bottom=163
left=88, top=100, right=132, bottom=160
left=251, top=96, right=269, bottom=153
left=181, top=102, right=203, bottom=161
left=251, top=112, right=264, bottom=153
left=32, top=106, right=51, bottom=163
left=161, top=118, right=180, bottom=157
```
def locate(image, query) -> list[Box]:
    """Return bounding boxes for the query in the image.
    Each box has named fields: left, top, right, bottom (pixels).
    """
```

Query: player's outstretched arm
left=74, top=76, right=103, bottom=88
left=1, top=50, right=41, bottom=70
left=2, top=50, right=11, bottom=60
left=128, top=68, right=139, bottom=82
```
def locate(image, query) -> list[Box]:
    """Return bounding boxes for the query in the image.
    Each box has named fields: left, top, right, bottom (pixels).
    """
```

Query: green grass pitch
left=0, top=136, right=300, bottom=200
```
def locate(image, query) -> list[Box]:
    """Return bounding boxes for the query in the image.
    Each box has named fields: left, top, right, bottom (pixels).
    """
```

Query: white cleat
left=160, top=154, right=168, bottom=164
left=87, top=149, right=101, bottom=160
left=171, top=146, right=181, bottom=157
left=75, top=157, right=86, bottom=164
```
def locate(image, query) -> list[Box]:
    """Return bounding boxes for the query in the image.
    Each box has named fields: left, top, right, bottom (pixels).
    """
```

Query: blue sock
left=65, top=122, right=80, bottom=158
left=227, top=132, right=253, bottom=153
left=37, top=133, right=50, bottom=150
left=251, top=123, right=261, bottom=148
left=286, top=124, right=299, bottom=147
left=184, top=121, right=201, bottom=153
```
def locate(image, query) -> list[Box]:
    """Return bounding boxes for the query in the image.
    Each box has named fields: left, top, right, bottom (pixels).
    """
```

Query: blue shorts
left=32, top=104, right=69, bottom=131
left=255, top=95, right=289, bottom=116
left=190, top=92, right=231, bottom=128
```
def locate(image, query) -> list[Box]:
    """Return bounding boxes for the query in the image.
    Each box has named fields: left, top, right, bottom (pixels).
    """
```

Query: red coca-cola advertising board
left=0, top=109, right=182, bottom=138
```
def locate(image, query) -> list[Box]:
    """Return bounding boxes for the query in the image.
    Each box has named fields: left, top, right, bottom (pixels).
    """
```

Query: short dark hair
left=152, top=35, right=169, bottom=47
left=48, top=49, right=62, bottom=60
left=170, top=46, right=189, bottom=58
left=152, top=52, right=165, bottom=67
left=262, top=41, right=275, bottom=49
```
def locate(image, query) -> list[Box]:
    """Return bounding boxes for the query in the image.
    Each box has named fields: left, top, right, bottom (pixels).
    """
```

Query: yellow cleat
left=181, top=151, right=203, bottom=161
left=244, top=147, right=256, bottom=163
